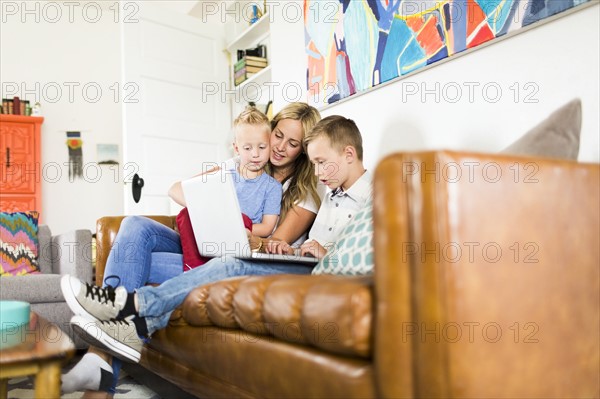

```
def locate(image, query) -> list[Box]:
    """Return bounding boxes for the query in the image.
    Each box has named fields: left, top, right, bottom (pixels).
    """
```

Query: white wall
left=1, top=2, right=123, bottom=234
left=268, top=0, right=308, bottom=112
left=2, top=1, right=596, bottom=234
left=270, top=2, right=600, bottom=170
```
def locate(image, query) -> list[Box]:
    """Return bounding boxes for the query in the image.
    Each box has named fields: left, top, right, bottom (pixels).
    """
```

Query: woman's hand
left=247, top=231, right=263, bottom=252
left=265, top=239, right=294, bottom=255
left=299, top=240, right=327, bottom=259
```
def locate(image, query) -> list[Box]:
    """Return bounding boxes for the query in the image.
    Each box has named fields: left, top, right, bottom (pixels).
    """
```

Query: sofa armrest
left=95, top=216, right=177, bottom=286
left=51, top=229, right=93, bottom=284
left=374, top=151, right=600, bottom=398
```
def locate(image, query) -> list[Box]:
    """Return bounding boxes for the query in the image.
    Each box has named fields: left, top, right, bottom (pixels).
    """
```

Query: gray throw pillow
left=501, top=98, right=582, bottom=160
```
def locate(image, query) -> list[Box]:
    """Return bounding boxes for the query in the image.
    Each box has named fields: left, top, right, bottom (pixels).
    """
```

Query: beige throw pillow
left=501, top=98, right=582, bottom=160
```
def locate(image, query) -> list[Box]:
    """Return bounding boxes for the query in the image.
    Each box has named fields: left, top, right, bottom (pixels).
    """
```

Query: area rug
left=6, top=369, right=160, bottom=399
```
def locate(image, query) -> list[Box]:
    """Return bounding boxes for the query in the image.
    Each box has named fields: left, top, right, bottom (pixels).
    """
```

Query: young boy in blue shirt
left=61, top=115, right=371, bottom=363
left=227, top=107, right=282, bottom=237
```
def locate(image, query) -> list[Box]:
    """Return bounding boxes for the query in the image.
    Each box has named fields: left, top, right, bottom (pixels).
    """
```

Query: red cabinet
left=0, top=115, right=43, bottom=219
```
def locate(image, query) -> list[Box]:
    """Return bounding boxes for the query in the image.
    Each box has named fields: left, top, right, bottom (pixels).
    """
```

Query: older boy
left=61, top=115, right=371, bottom=363
left=267, top=114, right=371, bottom=258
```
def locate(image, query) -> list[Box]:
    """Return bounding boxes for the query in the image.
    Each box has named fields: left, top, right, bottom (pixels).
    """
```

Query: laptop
left=181, top=171, right=318, bottom=266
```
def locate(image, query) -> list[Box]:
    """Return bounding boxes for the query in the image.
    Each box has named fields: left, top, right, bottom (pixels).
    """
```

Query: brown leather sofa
left=95, top=151, right=599, bottom=398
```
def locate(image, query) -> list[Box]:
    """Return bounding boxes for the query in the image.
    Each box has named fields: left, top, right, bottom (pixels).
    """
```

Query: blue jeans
left=136, top=255, right=313, bottom=335
left=101, top=215, right=184, bottom=393
left=102, top=215, right=184, bottom=290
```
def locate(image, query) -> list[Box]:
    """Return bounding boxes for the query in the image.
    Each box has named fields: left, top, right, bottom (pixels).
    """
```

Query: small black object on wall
left=132, top=173, right=144, bottom=203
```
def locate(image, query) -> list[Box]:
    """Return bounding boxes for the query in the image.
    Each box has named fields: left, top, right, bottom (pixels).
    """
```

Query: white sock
left=61, top=352, right=113, bottom=393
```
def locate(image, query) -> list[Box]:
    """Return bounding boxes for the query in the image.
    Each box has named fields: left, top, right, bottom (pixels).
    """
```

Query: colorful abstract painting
left=305, top=0, right=590, bottom=106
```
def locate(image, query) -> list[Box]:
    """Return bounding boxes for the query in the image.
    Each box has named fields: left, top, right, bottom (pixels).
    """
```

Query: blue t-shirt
left=231, top=169, right=282, bottom=224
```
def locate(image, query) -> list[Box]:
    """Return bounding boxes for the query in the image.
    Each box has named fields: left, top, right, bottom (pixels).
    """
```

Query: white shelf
left=225, top=3, right=272, bottom=110
left=226, top=13, right=270, bottom=53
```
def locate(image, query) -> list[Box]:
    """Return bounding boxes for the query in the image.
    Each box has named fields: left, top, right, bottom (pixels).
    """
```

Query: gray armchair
left=0, top=225, right=93, bottom=348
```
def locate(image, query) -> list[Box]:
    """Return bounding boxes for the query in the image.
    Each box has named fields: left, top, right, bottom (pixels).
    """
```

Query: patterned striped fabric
left=0, top=211, right=40, bottom=276
left=312, top=201, right=374, bottom=276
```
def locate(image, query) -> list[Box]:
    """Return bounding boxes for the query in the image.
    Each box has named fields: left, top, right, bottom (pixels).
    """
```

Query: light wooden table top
left=0, top=312, right=75, bottom=399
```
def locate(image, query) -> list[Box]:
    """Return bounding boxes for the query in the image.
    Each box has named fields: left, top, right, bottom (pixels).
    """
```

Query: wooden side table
left=0, top=312, right=74, bottom=398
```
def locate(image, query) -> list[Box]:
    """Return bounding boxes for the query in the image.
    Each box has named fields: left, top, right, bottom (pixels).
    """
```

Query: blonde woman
left=61, top=102, right=322, bottom=397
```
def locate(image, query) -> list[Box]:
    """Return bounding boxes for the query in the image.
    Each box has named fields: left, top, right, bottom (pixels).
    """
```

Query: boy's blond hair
left=304, top=115, right=363, bottom=160
left=233, top=107, right=271, bottom=137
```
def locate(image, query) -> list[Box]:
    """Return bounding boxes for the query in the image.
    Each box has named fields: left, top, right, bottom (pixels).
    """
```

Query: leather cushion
left=183, top=274, right=373, bottom=358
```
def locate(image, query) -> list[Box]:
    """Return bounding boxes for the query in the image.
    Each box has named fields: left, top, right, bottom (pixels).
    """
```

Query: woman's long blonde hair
left=267, top=102, right=321, bottom=221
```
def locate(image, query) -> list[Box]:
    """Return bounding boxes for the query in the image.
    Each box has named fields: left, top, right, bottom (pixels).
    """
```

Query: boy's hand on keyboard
left=265, top=239, right=294, bottom=255
left=299, top=240, right=326, bottom=260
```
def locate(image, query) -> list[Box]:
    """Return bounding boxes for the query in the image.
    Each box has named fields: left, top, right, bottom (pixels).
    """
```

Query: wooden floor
left=6, top=350, right=197, bottom=399
left=122, top=361, right=197, bottom=399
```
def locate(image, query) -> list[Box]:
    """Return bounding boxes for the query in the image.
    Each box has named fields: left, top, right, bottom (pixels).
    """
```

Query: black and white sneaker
left=61, top=275, right=128, bottom=321
left=71, top=315, right=144, bottom=363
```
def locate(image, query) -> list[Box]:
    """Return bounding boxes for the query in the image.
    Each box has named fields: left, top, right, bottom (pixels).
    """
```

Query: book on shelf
left=12, top=97, right=21, bottom=115
left=246, top=59, right=268, bottom=68
left=245, top=55, right=268, bottom=63
left=232, top=53, right=269, bottom=86
left=1, top=98, right=32, bottom=115
left=233, top=66, right=267, bottom=86
left=233, top=56, right=268, bottom=71
left=234, top=58, right=246, bottom=72
left=246, top=65, right=266, bottom=73
left=234, top=68, right=247, bottom=79
left=235, top=75, right=247, bottom=86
